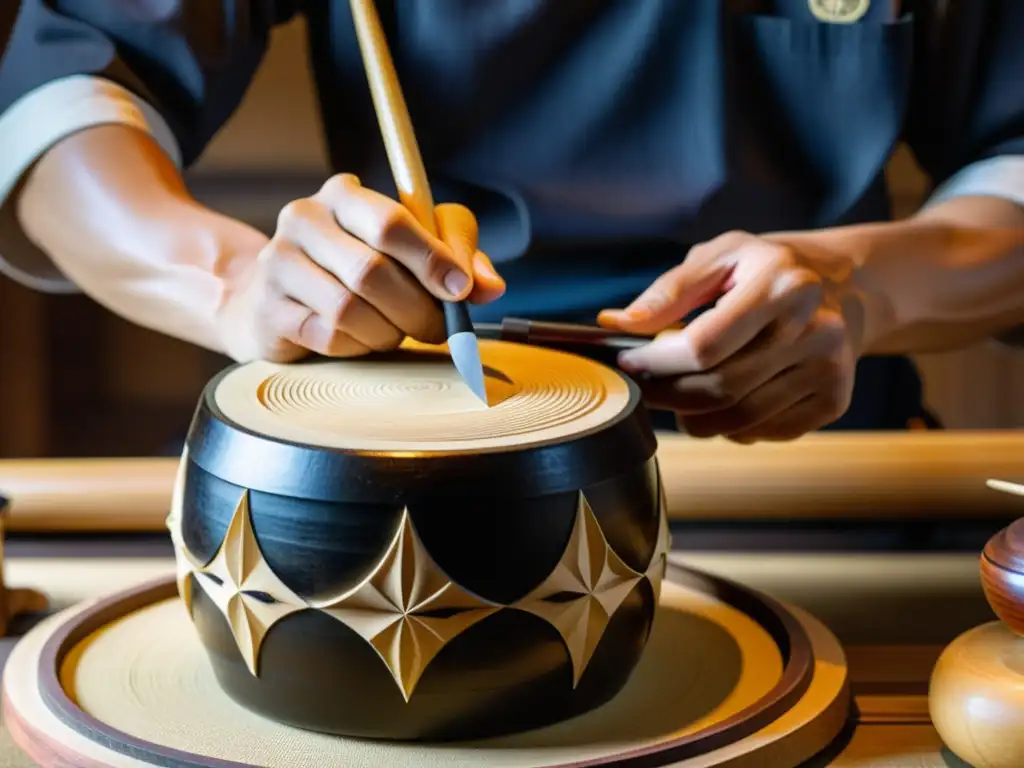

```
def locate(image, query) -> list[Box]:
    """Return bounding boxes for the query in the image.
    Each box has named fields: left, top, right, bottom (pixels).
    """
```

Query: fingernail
left=443, top=269, right=470, bottom=298
left=618, top=351, right=644, bottom=372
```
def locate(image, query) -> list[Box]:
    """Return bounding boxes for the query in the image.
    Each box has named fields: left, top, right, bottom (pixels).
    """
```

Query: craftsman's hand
left=219, top=173, right=506, bottom=362
left=598, top=231, right=868, bottom=443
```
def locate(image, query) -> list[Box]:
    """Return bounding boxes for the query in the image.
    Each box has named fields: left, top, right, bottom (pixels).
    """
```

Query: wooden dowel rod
left=0, top=432, right=1022, bottom=532
left=0, top=458, right=176, bottom=532
left=658, top=432, right=1024, bottom=519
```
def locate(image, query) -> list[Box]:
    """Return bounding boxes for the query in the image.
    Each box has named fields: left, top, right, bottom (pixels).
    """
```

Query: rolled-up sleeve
left=908, top=0, right=1024, bottom=209
left=0, top=1, right=283, bottom=291
left=903, top=0, right=1024, bottom=346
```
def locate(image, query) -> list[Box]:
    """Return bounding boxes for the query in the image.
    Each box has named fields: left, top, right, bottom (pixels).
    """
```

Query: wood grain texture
left=191, top=347, right=656, bottom=506
left=928, top=621, right=1024, bottom=768
left=5, top=431, right=1024, bottom=532
left=0, top=458, right=177, bottom=531
left=1, top=567, right=849, bottom=767
left=981, top=519, right=1024, bottom=636
left=656, top=431, right=1024, bottom=519
left=213, top=343, right=631, bottom=452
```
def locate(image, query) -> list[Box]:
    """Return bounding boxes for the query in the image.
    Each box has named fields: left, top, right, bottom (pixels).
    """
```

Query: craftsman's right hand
left=218, top=173, right=506, bottom=362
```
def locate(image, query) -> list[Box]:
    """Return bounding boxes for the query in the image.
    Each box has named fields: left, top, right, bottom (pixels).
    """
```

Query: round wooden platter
left=2, top=564, right=851, bottom=768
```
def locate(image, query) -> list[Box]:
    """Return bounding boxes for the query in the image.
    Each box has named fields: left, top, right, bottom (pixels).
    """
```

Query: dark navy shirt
left=2, top=1, right=1023, bottom=430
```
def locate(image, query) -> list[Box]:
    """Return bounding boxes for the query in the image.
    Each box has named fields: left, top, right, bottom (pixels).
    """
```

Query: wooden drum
left=167, top=341, right=668, bottom=741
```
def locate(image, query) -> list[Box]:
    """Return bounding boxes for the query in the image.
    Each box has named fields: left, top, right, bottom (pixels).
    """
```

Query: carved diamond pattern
left=168, top=467, right=670, bottom=701
left=191, top=492, right=305, bottom=676
left=310, top=509, right=498, bottom=701
left=513, top=493, right=644, bottom=687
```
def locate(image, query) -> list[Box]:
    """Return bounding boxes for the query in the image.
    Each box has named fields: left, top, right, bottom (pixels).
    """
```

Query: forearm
left=849, top=195, right=1024, bottom=354
left=15, top=124, right=268, bottom=353
left=774, top=195, right=1024, bottom=356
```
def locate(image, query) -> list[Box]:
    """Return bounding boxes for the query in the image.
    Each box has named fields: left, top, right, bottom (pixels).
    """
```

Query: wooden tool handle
left=349, top=0, right=437, bottom=236
left=502, top=319, right=649, bottom=348
left=349, top=0, right=479, bottom=356
left=3, top=433, right=1024, bottom=531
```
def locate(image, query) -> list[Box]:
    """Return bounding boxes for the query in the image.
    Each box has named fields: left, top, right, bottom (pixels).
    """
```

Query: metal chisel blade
left=987, top=478, right=1024, bottom=497
left=448, top=331, right=489, bottom=406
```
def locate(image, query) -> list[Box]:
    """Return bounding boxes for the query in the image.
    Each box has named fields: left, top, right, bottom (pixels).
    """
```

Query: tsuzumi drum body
left=167, top=340, right=668, bottom=741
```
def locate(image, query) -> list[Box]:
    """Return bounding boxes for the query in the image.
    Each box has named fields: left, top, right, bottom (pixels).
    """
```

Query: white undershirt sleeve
left=0, top=74, right=182, bottom=293
left=923, top=155, right=1024, bottom=210
left=923, top=154, right=1024, bottom=347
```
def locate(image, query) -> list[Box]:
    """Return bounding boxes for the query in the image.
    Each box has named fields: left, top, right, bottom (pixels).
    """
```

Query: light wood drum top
left=214, top=341, right=632, bottom=453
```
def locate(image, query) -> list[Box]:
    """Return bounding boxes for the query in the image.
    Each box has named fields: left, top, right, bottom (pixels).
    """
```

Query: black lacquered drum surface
left=172, top=342, right=667, bottom=740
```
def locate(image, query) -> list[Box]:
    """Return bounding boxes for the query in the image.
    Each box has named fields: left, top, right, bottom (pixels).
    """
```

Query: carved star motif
left=513, top=493, right=643, bottom=687
left=192, top=491, right=306, bottom=676
left=166, top=449, right=202, bottom=617
left=173, top=545, right=202, bottom=617
left=311, top=509, right=498, bottom=702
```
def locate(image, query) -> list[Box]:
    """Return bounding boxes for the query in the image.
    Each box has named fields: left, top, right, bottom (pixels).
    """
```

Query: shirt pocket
left=731, top=13, right=915, bottom=223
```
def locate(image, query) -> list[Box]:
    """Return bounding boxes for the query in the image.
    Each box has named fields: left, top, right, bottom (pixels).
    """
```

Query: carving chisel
left=475, top=317, right=651, bottom=352
left=349, top=0, right=488, bottom=405
left=473, top=318, right=651, bottom=371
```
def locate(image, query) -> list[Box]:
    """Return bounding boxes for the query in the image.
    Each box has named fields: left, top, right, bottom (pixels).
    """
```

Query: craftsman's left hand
left=598, top=231, right=867, bottom=443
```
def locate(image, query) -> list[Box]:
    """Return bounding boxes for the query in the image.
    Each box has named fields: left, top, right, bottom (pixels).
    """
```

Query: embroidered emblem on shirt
left=808, top=0, right=871, bottom=23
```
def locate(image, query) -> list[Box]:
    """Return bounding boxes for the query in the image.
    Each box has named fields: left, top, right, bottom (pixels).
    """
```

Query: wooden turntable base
left=3, top=564, right=849, bottom=767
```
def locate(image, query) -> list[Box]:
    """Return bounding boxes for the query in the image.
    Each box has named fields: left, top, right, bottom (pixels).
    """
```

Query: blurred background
left=3, top=16, right=1024, bottom=460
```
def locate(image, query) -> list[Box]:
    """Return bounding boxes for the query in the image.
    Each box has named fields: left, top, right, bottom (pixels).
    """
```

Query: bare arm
left=16, top=124, right=269, bottom=353
left=0, top=2, right=500, bottom=364
left=0, top=1, right=279, bottom=344
left=868, top=195, right=1024, bottom=353
left=790, top=193, right=1024, bottom=355
left=855, top=0, right=1024, bottom=354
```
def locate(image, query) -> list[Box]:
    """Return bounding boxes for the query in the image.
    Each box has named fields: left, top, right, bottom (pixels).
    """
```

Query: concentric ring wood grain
left=214, top=342, right=631, bottom=452
left=189, top=345, right=655, bottom=504
left=3, top=564, right=851, bottom=768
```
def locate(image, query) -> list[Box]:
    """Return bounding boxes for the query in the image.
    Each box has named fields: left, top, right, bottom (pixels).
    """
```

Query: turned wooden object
left=929, top=479, right=1024, bottom=768
left=169, top=340, right=670, bottom=740
left=982, top=521, right=1024, bottom=634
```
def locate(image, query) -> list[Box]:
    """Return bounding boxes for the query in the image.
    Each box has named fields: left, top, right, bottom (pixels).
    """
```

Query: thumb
left=598, top=260, right=729, bottom=336
left=436, top=203, right=506, bottom=304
